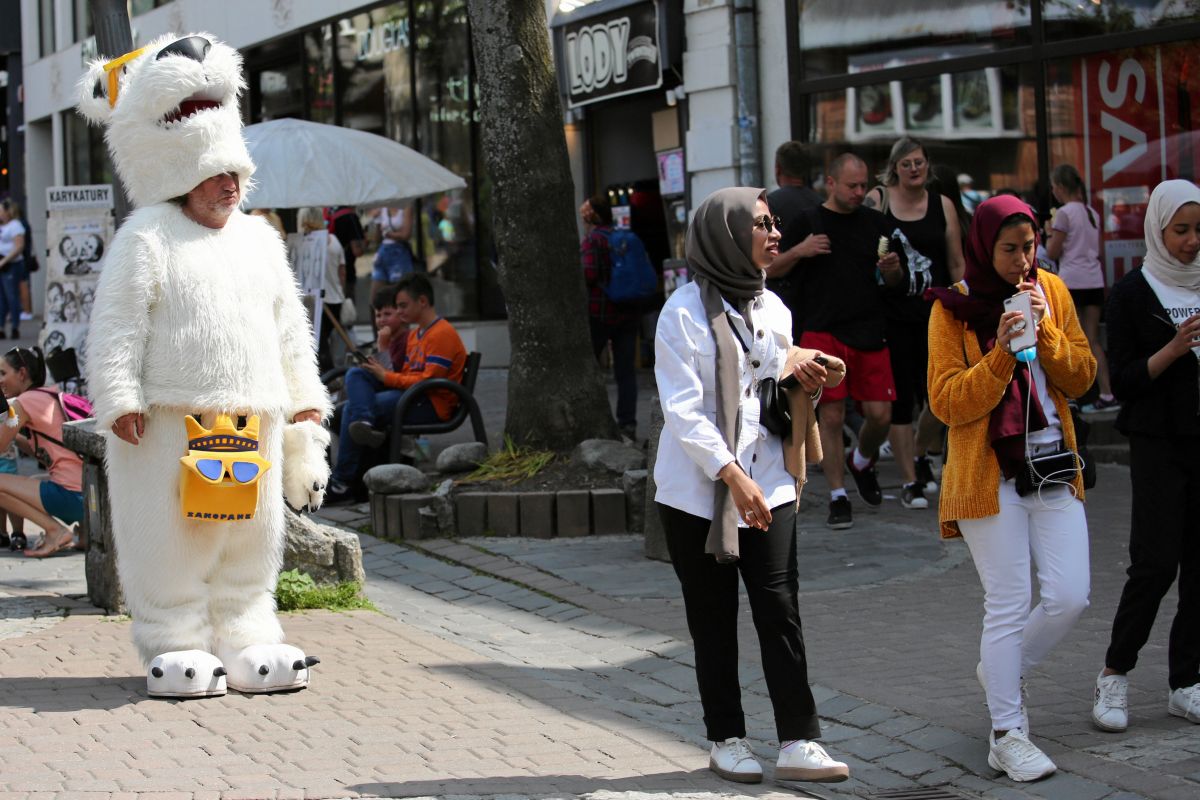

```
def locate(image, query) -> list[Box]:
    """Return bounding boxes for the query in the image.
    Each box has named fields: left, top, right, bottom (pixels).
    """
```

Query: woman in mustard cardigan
left=927, top=195, right=1096, bottom=783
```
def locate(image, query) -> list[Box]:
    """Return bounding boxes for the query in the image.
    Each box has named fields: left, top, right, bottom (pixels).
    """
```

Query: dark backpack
left=597, top=229, right=657, bottom=305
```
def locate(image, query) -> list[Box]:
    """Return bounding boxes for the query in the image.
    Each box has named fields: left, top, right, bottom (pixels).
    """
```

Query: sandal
left=25, top=530, right=75, bottom=558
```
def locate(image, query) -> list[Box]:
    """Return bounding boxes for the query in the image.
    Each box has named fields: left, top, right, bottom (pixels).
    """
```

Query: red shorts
left=799, top=331, right=896, bottom=404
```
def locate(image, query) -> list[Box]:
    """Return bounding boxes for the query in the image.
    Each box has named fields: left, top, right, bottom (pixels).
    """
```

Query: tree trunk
left=466, top=0, right=619, bottom=451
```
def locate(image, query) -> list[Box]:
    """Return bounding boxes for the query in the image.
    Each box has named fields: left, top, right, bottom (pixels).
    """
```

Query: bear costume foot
left=147, top=650, right=228, bottom=699
left=219, top=643, right=319, bottom=693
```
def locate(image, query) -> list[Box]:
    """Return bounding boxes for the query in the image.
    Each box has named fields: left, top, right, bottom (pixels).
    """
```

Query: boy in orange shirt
left=327, top=274, right=466, bottom=504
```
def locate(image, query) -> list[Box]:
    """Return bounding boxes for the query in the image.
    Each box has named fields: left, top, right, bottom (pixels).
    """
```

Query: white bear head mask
left=75, top=33, right=254, bottom=209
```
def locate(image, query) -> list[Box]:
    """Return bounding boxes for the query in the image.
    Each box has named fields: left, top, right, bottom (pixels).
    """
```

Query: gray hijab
left=685, top=186, right=767, bottom=562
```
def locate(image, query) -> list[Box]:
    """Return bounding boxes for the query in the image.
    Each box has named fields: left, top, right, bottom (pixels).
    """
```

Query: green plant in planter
left=276, top=569, right=375, bottom=612
left=456, top=435, right=555, bottom=485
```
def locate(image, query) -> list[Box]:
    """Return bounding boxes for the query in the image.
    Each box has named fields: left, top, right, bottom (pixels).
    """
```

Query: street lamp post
left=88, top=0, right=133, bottom=225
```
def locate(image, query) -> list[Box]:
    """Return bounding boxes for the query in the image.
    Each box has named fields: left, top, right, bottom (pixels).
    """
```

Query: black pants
left=1105, top=434, right=1200, bottom=690
left=659, top=501, right=821, bottom=742
left=589, top=318, right=638, bottom=428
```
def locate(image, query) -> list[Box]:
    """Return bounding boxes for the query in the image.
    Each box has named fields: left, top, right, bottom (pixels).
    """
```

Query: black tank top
left=883, top=189, right=950, bottom=324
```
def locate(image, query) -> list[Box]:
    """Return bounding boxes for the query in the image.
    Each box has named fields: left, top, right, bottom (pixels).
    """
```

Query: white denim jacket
left=653, top=281, right=796, bottom=522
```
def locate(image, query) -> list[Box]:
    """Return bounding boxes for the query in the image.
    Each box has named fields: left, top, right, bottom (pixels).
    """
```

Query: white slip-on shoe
left=1092, top=672, right=1129, bottom=732
left=976, top=661, right=1029, bottom=732
left=218, top=643, right=318, bottom=693
left=709, top=737, right=762, bottom=784
left=1168, top=684, right=1200, bottom=723
left=147, top=650, right=227, bottom=699
left=775, top=740, right=850, bottom=783
left=987, top=728, right=1056, bottom=782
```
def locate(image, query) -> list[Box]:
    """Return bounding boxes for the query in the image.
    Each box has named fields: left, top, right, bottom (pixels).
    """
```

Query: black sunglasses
left=753, top=214, right=783, bottom=233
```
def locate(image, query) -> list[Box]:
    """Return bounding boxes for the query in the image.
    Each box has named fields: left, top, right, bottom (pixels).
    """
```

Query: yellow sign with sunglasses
left=179, top=415, right=272, bottom=521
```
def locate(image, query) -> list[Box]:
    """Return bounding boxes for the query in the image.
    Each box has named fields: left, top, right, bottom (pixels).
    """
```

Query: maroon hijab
left=925, top=195, right=1047, bottom=477
left=926, top=194, right=1041, bottom=341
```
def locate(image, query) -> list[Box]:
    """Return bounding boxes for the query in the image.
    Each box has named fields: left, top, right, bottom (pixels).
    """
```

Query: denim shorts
left=40, top=480, right=85, bottom=525
left=372, top=243, right=414, bottom=282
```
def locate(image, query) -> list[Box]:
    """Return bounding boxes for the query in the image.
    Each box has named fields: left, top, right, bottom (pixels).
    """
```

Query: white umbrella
left=241, top=118, right=467, bottom=209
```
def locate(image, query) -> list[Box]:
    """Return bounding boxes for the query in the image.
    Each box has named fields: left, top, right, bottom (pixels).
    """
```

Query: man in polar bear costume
left=77, top=33, right=332, bottom=698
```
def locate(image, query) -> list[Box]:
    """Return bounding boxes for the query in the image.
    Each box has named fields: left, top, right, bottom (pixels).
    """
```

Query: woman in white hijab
left=654, top=187, right=848, bottom=785
left=1091, top=179, right=1200, bottom=733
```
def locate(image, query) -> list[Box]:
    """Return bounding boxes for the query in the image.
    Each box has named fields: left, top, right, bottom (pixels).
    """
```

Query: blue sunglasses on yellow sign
left=179, top=414, right=272, bottom=521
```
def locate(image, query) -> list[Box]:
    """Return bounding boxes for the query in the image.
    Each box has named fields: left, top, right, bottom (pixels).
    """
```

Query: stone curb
left=369, top=485, right=633, bottom=541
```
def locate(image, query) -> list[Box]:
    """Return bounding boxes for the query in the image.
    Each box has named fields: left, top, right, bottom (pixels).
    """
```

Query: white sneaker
left=987, top=728, right=1056, bottom=782
left=976, top=661, right=1029, bottom=732
left=1168, top=684, right=1200, bottom=723
left=709, top=737, right=762, bottom=784
left=1092, top=672, right=1129, bottom=732
left=775, top=740, right=850, bottom=783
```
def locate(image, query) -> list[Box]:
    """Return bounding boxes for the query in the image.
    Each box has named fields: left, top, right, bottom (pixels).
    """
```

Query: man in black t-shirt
left=767, top=153, right=905, bottom=530
left=766, top=141, right=826, bottom=341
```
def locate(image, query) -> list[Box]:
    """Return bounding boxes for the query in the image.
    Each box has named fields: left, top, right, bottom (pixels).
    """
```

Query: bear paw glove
left=282, top=420, right=331, bottom=513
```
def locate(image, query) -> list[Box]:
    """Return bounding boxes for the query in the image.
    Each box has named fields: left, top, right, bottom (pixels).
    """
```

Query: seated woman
left=0, top=347, right=85, bottom=556
left=927, top=195, right=1096, bottom=782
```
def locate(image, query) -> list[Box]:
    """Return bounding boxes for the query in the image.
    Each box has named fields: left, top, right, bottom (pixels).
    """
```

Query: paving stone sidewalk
left=1, top=456, right=1194, bottom=799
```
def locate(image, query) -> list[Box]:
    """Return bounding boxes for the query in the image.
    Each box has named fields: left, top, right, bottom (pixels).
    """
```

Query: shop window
left=1043, top=1, right=1200, bottom=41
left=129, top=0, right=171, bottom=16
left=64, top=112, right=112, bottom=186
left=797, top=0, right=1031, bottom=80
left=806, top=62, right=1040, bottom=200
left=304, top=26, right=336, bottom=125
left=1045, top=42, right=1199, bottom=286
left=259, top=64, right=305, bottom=121
left=73, top=0, right=92, bottom=42
left=337, top=4, right=412, bottom=137
left=38, top=0, right=55, bottom=57
left=415, top=0, right=478, bottom=318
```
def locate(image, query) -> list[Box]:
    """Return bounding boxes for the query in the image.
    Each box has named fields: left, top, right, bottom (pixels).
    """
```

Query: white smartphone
left=1003, top=292, right=1038, bottom=353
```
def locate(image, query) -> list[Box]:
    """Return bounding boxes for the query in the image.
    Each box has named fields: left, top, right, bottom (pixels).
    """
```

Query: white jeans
left=959, top=479, right=1090, bottom=730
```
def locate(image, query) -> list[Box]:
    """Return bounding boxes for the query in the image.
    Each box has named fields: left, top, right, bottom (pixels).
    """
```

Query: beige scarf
left=685, top=187, right=768, bottom=562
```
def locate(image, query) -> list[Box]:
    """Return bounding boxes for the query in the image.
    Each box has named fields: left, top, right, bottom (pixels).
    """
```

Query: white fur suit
left=77, top=33, right=332, bottom=698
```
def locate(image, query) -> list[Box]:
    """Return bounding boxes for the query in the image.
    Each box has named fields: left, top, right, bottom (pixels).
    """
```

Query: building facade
left=16, top=1, right=1199, bottom=321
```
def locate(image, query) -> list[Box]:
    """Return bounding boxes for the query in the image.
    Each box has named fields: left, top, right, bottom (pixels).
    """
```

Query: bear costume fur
left=77, top=33, right=332, bottom=697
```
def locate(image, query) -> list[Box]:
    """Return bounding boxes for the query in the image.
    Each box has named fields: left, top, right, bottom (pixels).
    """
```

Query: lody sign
left=560, top=1, right=662, bottom=108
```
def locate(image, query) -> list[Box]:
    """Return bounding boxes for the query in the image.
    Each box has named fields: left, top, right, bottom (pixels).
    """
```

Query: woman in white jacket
left=654, top=187, right=847, bottom=785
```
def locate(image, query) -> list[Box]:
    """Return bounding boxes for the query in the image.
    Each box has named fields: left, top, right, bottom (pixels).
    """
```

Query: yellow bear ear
left=185, top=415, right=207, bottom=440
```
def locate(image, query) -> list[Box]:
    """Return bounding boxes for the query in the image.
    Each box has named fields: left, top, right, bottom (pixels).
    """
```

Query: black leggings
left=659, top=501, right=821, bottom=742
left=1105, top=434, right=1200, bottom=689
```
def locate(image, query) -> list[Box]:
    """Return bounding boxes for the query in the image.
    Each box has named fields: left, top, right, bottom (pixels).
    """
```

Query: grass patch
left=455, top=436, right=555, bottom=486
left=276, top=569, right=376, bottom=612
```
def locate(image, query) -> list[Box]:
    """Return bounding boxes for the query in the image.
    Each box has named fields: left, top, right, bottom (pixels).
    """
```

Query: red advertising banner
left=1081, top=44, right=1200, bottom=286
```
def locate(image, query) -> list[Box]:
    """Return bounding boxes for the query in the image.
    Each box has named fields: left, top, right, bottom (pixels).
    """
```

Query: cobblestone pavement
left=1, top=452, right=1195, bottom=799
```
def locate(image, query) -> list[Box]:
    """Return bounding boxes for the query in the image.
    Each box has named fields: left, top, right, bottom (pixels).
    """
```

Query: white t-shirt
left=0, top=219, right=25, bottom=259
left=322, top=234, right=346, bottom=305
left=1143, top=267, right=1200, bottom=359
left=379, top=208, right=406, bottom=248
